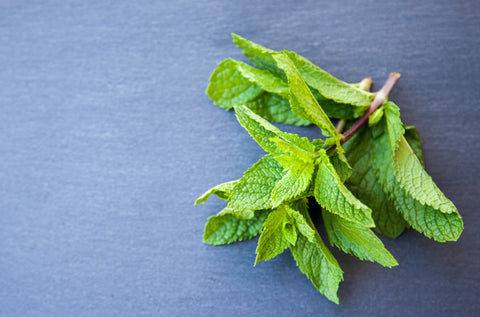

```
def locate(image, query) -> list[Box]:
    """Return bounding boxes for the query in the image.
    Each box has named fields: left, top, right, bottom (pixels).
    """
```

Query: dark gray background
left=1, top=1, right=479, bottom=316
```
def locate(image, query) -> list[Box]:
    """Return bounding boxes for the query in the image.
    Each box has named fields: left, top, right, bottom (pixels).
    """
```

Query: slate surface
left=1, top=1, right=479, bottom=316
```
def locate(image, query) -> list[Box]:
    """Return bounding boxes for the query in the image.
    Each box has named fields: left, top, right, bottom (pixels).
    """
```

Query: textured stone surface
left=0, top=1, right=479, bottom=315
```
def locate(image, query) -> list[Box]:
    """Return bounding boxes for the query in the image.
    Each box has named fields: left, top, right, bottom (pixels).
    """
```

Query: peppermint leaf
left=343, top=126, right=407, bottom=238
left=322, top=210, right=398, bottom=268
left=245, top=92, right=311, bottom=126
left=206, top=59, right=264, bottom=109
left=314, top=150, right=375, bottom=227
left=207, top=58, right=311, bottom=126
left=232, top=33, right=283, bottom=77
left=371, top=106, right=463, bottom=241
left=195, top=180, right=238, bottom=205
left=204, top=208, right=270, bottom=245
left=403, top=125, right=425, bottom=167
left=285, top=51, right=374, bottom=108
left=235, top=104, right=316, bottom=158
left=255, top=206, right=292, bottom=264
left=288, top=200, right=316, bottom=242
left=289, top=205, right=343, bottom=304
left=234, top=105, right=284, bottom=155
left=272, top=53, right=340, bottom=138
left=227, top=155, right=284, bottom=219
left=270, top=158, right=314, bottom=208
left=232, top=34, right=373, bottom=119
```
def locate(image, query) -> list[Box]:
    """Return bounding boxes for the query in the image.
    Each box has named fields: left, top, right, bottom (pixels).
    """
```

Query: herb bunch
left=196, top=34, right=463, bottom=303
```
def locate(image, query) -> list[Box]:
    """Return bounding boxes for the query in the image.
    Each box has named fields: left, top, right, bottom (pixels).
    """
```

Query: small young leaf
left=322, top=210, right=398, bottom=268
left=282, top=221, right=298, bottom=246
left=255, top=206, right=291, bottom=265
left=195, top=180, right=238, bottom=205
left=368, top=107, right=384, bottom=126
left=204, top=208, right=270, bottom=245
left=270, top=159, right=314, bottom=208
left=288, top=201, right=316, bottom=242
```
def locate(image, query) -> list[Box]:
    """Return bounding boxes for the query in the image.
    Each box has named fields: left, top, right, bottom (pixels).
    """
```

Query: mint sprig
left=197, top=34, right=463, bottom=303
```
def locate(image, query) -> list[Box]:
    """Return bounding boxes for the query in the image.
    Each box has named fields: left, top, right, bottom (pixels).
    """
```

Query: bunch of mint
left=196, top=34, right=463, bottom=303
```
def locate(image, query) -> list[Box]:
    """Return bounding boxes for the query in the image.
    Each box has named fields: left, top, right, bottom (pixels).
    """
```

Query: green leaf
left=403, top=125, right=425, bottom=167
left=343, top=126, right=407, bottom=238
left=232, top=34, right=374, bottom=119
left=207, top=58, right=311, bottom=126
left=289, top=208, right=343, bottom=304
left=368, top=107, right=384, bottom=126
left=270, top=158, right=315, bottom=208
left=322, top=210, right=398, bottom=268
left=282, top=221, right=298, bottom=246
left=288, top=200, right=316, bottom=242
left=371, top=109, right=463, bottom=242
left=195, top=180, right=238, bottom=205
left=255, top=206, right=291, bottom=264
left=383, top=102, right=405, bottom=153
left=235, top=105, right=316, bottom=158
left=206, top=59, right=264, bottom=110
left=235, top=105, right=284, bottom=155
left=245, top=92, right=311, bottom=126
left=312, top=88, right=366, bottom=120
left=329, top=149, right=353, bottom=182
left=271, top=134, right=316, bottom=163
left=314, top=150, right=375, bottom=227
left=232, top=33, right=283, bottom=77
left=285, top=51, right=374, bottom=108
left=207, top=58, right=291, bottom=108
left=204, top=208, right=270, bottom=245
left=272, top=53, right=340, bottom=138
left=228, top=155, right=284, bottom=219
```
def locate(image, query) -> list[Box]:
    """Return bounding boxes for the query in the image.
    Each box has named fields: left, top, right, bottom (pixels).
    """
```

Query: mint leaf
left=228, top=155, right=284, bottom=219
left=232, top=34, right=374, bottom=120
left=206, top=59, right=264, bottom=110
left=273, top=53, right=340, bottom=138
left=288, top=200, right=316, bottom=242
left=234, top=104, right=285, bottom=155
left=368, top=107, right=384, bottom=126
left=255, top=206, right=292, bottom=264
left=255, top=203, right=317, bottom=264
left=343, top=126, right=407, bottom=238
left=270, top=157, right=314, bottom=208
left=371, top=106, right=463, bottom=241
left=207, top=58, right=311, bottom=126
left=314, top=150, right=375, bottom=227
left=235, top=105, right=316, bottom=157
left=195, top=180, right=238, bottom=205
left=232, top=33, right=283, bottom=77
left=403, top=125, right=425, bottom=167
left=322, top=210, right=398, bottom=268
left=204, top=208, right=269, bottom=245
left=285, top=51, right=374, bottom=108
left=289, top=205, right=343, bottom=304
left=207, top=58, right=289, bottom=109
left=245, top=92, right=311, bottom=126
